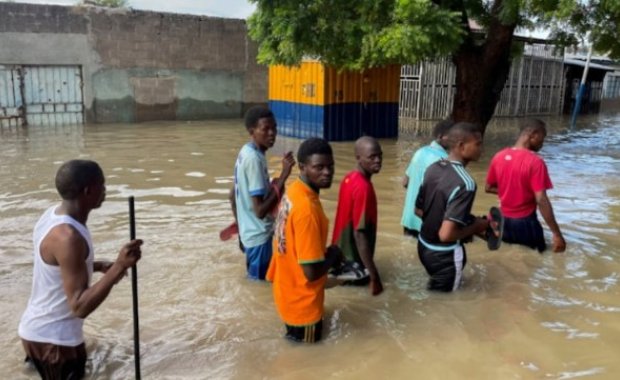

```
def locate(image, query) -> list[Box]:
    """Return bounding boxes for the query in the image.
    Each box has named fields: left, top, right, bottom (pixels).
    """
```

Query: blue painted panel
left=364, top=102, right=399, bottom=139
left=324, top=102, right=398, bottom=141
left=269, top=100, right=324, bottom=139
left=269, top=100, right=398, bottom=141
left=324, top=103, right=362, bottom=141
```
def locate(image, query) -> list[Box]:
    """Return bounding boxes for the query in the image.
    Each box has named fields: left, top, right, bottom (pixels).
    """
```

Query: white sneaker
left=328, top=262, right=370, bottom=281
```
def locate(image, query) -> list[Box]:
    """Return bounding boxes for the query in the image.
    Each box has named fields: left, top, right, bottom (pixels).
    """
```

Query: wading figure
left=485, top=119, right=566, bottom=253
left=18, top=160, right=142, bottom=379
left=267, top=138, right=343, bottom=343
left=402, top=119, right=453, bottom=238
left=232, top=106, right=295, bottom=280
left=415, top=123, right=490, bottom=292
left=331, top=136, right=384, bottom=295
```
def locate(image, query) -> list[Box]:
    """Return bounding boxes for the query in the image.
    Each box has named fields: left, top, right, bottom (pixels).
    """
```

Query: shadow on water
left=1, top=114, right=620, bottom=379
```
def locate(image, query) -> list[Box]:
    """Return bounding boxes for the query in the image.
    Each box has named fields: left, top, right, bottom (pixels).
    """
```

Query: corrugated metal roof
left=564, top=58, right=617, bottom=71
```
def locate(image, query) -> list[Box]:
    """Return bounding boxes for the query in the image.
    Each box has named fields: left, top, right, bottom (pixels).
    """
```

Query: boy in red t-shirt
left=485, top=119, right=566, bottom=252
left=332, top=136, right=383, bottom=296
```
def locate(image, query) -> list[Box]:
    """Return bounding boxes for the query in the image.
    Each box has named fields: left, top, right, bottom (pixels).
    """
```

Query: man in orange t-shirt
left=267, top=138, right=342, bottom=343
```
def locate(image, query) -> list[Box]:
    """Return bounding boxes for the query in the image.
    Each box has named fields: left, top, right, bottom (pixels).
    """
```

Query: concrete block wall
left=0, top=2, right=267, bottom=123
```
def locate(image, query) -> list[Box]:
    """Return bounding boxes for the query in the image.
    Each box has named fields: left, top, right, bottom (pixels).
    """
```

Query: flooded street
left=1, top=114, right=619, bottom=379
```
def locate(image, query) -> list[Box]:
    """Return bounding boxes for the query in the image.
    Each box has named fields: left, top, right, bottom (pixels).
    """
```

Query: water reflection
left=0, top=115, right=619, bottom=379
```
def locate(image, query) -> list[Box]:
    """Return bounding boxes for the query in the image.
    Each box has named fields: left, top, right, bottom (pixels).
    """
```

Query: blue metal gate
left=0, top=65, right=83, bottom=127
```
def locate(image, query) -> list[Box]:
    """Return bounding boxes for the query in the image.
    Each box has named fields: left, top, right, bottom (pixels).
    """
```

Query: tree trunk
left=450, top=3, right=517, bottom=135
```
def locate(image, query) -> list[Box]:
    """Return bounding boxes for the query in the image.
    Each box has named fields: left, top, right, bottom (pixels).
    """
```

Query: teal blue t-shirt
left=234, top=143, right=273, bottom=248
left=401, top=141, right=448, bottom=232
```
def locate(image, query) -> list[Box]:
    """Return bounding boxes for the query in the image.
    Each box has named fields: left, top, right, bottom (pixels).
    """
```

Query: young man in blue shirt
left=402, top=119, right=453, bottom=237
left=233, top=106, right=295, bottom=280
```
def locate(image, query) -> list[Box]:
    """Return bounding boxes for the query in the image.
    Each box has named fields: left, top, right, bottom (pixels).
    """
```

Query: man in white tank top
left=18, top=160, right=143, bottom=379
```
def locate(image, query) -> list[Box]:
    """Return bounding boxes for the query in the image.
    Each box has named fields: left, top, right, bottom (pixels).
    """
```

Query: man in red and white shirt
left=485, top=119, right=566, bottom=253
left=332, top=137, right=383, bottom=295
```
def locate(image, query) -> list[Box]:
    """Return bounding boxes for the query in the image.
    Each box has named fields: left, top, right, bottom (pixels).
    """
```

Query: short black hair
left=297, top=137, right=333, bottom=164
left=432, top=119, right=454, bottom=139
left=55, top=160, right=103, bottom=200
left=244, top=106, right=274, bottom=131
left=446, top=122, right=481, bottom=151
left=519, top=118, right=546, bottom=135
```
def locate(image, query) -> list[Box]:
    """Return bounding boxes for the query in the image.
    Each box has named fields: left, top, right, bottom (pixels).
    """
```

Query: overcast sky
left=0, top=0, right=256, bottom=19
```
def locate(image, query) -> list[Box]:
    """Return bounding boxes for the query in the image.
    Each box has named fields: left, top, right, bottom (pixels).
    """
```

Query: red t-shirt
left=486, top=147, right=553, bottom=218
left=331, top=170, right=377, bottom=264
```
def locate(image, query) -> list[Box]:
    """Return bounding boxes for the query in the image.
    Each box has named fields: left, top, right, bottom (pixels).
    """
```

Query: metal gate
left=399, top=42, right=565, bottom=120
left=0, top=65, right=22, bottom=127
left=0, top=65, right=83, bottom=127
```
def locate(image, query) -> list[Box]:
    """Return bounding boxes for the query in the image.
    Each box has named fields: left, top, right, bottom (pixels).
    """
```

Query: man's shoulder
left=490, top=147, right=518, bottom=167
left=491, top=147, right=512, bottom=159
left=343, top=170, right=371, bottom=187
left=287, top=180, right=315, bottom=205
left=442, top=161, right=476, bottom=191
left=47, top=223, right=84, bottom=242
left=238, top=143, right=264, bottom=161
left=426, top=159, right=449, bottom=172
left=41, top=224, right=88, bottom=265
left=413, top=144, right=436, bottom=160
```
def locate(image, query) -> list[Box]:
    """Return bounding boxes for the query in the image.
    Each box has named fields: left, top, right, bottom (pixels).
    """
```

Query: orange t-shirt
left=267, top=178, right=328, bottom=326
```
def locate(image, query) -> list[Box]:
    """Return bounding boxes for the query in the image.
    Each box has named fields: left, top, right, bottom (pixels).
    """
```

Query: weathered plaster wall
left=0, top=2, right=267, bottom=123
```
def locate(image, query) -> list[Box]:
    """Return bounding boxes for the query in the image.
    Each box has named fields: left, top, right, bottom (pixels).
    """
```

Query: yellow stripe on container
left=268, top=62, right=325, bottom=106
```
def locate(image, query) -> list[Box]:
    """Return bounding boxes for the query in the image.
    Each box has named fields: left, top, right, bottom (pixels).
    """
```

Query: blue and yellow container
left=269, top=61, right=400, bottom=141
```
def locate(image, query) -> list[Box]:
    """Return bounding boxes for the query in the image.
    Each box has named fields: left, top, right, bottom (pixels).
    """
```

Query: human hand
left=281, top=151, right=295, bottom=178
left=474, top=217, right=490, bottom=235
left=116, top=239, right=143, bottom=269
left=552, top=234, right=566, bottom=253
left=326, top=244, right=343, bottom=267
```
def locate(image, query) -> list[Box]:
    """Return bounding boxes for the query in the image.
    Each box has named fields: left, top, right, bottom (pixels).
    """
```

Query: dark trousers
left=503, top=212, right=546, bottom=252
left=418, top=241, right=467, bottom=292
left=22, top=339, right=86, bottom=380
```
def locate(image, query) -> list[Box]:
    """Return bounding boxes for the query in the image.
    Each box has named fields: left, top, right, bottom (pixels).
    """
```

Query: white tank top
left=18, top=206, right=94, bottom=346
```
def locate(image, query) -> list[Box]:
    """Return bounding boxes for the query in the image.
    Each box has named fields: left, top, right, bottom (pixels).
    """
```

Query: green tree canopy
left=248, top=0, right=620, bottom=69
left=249, top=0, right=620, bottom=132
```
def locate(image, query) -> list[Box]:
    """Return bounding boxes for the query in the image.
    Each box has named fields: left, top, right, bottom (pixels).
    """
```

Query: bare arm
left=252, top=152, right=295, bottom=219
left=46, top=225, right=142, bottom=319
left=485, top=183, right=498, bottom=194
left=229, top=186, right=237, bottom=220
left=402, top=175, right=409, bottom=188
left=535, top=190, right=566, bottom=252
left=354, top=230, right=383, bottom=295
left=301, top=245, right=342, bottom=282
left=93, top=260, right=113, bottom=273
left=438, top=218, right=488, bottom=243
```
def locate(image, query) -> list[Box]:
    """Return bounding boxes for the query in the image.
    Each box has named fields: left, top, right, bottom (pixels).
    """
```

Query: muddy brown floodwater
left=1, top=114, right=619, bottom=379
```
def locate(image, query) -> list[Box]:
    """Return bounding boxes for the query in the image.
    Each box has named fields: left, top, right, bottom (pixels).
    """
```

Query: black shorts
left=417, top=240, right=467, bottom=292
left=502, top=212, right=546, bottom=252
left=22, top=339, right=86, bottom=380
left=403, top=227, right=419, bottom=238
left=285, top=320, right=323, bottom=343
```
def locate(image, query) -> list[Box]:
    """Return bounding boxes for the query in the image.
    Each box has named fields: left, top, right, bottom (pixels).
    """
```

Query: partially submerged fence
left=400, top=43, right=565, bottom=120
